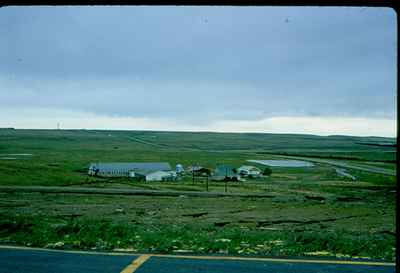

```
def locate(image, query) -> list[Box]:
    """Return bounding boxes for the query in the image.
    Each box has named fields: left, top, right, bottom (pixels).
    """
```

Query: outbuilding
left=187, top=165, right=203, bottom=173
left=237, top=165, right=262, bottom=177
left=146, top=170, right=177, bottom=182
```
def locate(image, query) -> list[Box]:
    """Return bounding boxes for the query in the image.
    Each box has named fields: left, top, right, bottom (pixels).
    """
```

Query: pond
left=247, top=159, right=314, bottom=167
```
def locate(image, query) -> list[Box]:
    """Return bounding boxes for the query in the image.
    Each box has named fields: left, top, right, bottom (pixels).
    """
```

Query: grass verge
left=0, top=214, right=395, bottom=261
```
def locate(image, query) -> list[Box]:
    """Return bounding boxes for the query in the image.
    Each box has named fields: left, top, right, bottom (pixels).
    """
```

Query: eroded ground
left=0, top=179, right=395, bottom=261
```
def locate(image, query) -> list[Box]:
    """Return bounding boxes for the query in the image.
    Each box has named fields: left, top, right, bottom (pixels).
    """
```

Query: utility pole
left=225, top=168, right=228, bottom=193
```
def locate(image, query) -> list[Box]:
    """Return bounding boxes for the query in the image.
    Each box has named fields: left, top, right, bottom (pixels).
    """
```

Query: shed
left=146, top=170, right=177, bottom=182
left=237, top=165, right=261, bottom=177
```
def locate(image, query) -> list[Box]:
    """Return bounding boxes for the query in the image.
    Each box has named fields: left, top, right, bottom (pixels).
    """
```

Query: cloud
left=0, top=6, right=397, bottom=135
left=0, top=74, right=396, bottom=123
left=0, top=107, right=396, bottom=137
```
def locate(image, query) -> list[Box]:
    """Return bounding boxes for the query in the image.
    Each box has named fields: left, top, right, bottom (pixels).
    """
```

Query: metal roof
left=238, top=165, right=261, bottom=171
left=89, top=162, right=171, bottom=172
left=187, top=165, right=203, bottom=172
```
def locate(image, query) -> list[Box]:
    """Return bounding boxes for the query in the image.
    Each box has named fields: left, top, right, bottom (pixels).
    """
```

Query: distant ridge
left=1, top=128, right=395, bottom=139
left=356, top=142, right=396, bottom=147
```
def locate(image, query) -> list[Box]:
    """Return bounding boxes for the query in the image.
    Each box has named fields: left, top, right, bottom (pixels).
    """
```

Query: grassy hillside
left=0, top=129, right=396, bottom=186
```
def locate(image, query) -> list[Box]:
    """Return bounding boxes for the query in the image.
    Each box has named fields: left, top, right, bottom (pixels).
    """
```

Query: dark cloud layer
left=0, top=6, right=397, bottom=123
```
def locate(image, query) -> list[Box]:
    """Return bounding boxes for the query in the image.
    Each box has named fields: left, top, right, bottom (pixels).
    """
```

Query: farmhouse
left=237, top=165, right=261, bottom=177
left=88, top=162, right=172, bottom=181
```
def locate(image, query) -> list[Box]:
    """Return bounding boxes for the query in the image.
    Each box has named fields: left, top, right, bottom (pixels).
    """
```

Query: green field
left=0, top=128, right=396, bottom=261
left=0, top=128, right=396, bottom=186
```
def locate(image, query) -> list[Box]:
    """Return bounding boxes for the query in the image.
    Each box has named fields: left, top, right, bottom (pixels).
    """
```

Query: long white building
left=88, top=162, right=173, bottom=181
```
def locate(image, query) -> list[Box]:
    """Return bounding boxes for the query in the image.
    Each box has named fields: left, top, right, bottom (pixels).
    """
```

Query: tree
left=263, top=167, right=272, bottom=176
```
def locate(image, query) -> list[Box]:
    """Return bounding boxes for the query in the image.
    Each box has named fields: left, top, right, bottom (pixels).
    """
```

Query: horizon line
left=0, top=127, right=396, bottom=139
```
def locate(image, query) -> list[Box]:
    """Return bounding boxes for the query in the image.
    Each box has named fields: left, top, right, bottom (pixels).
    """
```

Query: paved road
left=272, top=155, right=396, bottom=176
left=0, top=247, right=135, bottom=273
left=0, top=246, right=395, bottom=273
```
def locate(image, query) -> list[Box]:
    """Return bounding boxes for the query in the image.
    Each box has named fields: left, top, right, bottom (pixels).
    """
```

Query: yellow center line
left=150, top=254, right=396, bottom=267
left=120, top=254, right=151, bottom=273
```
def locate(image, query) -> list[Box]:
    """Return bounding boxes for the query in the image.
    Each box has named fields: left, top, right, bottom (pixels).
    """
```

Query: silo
left=176, top=164, right=184, bottom=174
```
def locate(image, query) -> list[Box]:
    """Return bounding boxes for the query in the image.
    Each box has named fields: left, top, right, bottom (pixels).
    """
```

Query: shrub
left=263, top=167, right=272, bottom=176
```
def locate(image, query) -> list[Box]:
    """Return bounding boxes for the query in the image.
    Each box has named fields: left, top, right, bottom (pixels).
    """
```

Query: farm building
left=211, top=164, right=239, bottom=181
left=88, top=162, right=172, bottom=181
left=196, top=167, right=211, bottom=176
left=188, top=166, right=211, bottom=177
left=187, top=165, right=203, bottom=173
left=176, top=164, right=184, bottom=174
left=237, top=165, right=261, bottom=177
left=146, top=170, right=177, bottom=181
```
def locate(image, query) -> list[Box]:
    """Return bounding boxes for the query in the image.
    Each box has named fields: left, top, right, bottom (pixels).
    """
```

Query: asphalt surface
left=273, top=155, right=396, bottom=176
left=0, top=247, right=136, bottom=273
left=0, top=246, right=396, bottom=273
left=140, top=256, right=395, bottom=273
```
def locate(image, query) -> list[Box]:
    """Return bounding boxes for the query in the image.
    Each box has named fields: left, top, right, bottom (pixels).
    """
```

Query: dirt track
left=0, top=186, right=275, bottom=198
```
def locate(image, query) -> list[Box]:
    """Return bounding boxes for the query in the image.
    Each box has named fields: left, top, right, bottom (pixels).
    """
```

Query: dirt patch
left=182, top=212, right=208, bottom=218
left=336, top=196, right=363, bottom=202
left=271, top=174, right=297, bottom=180
left=256, top=214, right=370, bottom=227
left=214, top=221, right=230, bottom=227
left=378, top=230, right=396, bottom=236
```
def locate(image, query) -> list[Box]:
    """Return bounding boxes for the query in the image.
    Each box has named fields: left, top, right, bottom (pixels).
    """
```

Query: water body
left=247, top=159, right=314, bottom=167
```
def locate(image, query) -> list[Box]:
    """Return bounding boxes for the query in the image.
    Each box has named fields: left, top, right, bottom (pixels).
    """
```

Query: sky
left=0, top=6, right=397, bottom=137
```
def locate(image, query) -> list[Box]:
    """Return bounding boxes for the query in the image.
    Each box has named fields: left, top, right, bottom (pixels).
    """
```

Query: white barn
left=146, top=170, right=177, bottom=182
left=88, top=162, right=171, bottom=178
left=237, top=165, right=262, bottom=177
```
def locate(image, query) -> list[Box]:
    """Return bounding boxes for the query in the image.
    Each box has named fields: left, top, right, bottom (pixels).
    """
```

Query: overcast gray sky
left=0, top=6, right=397, bottom=136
